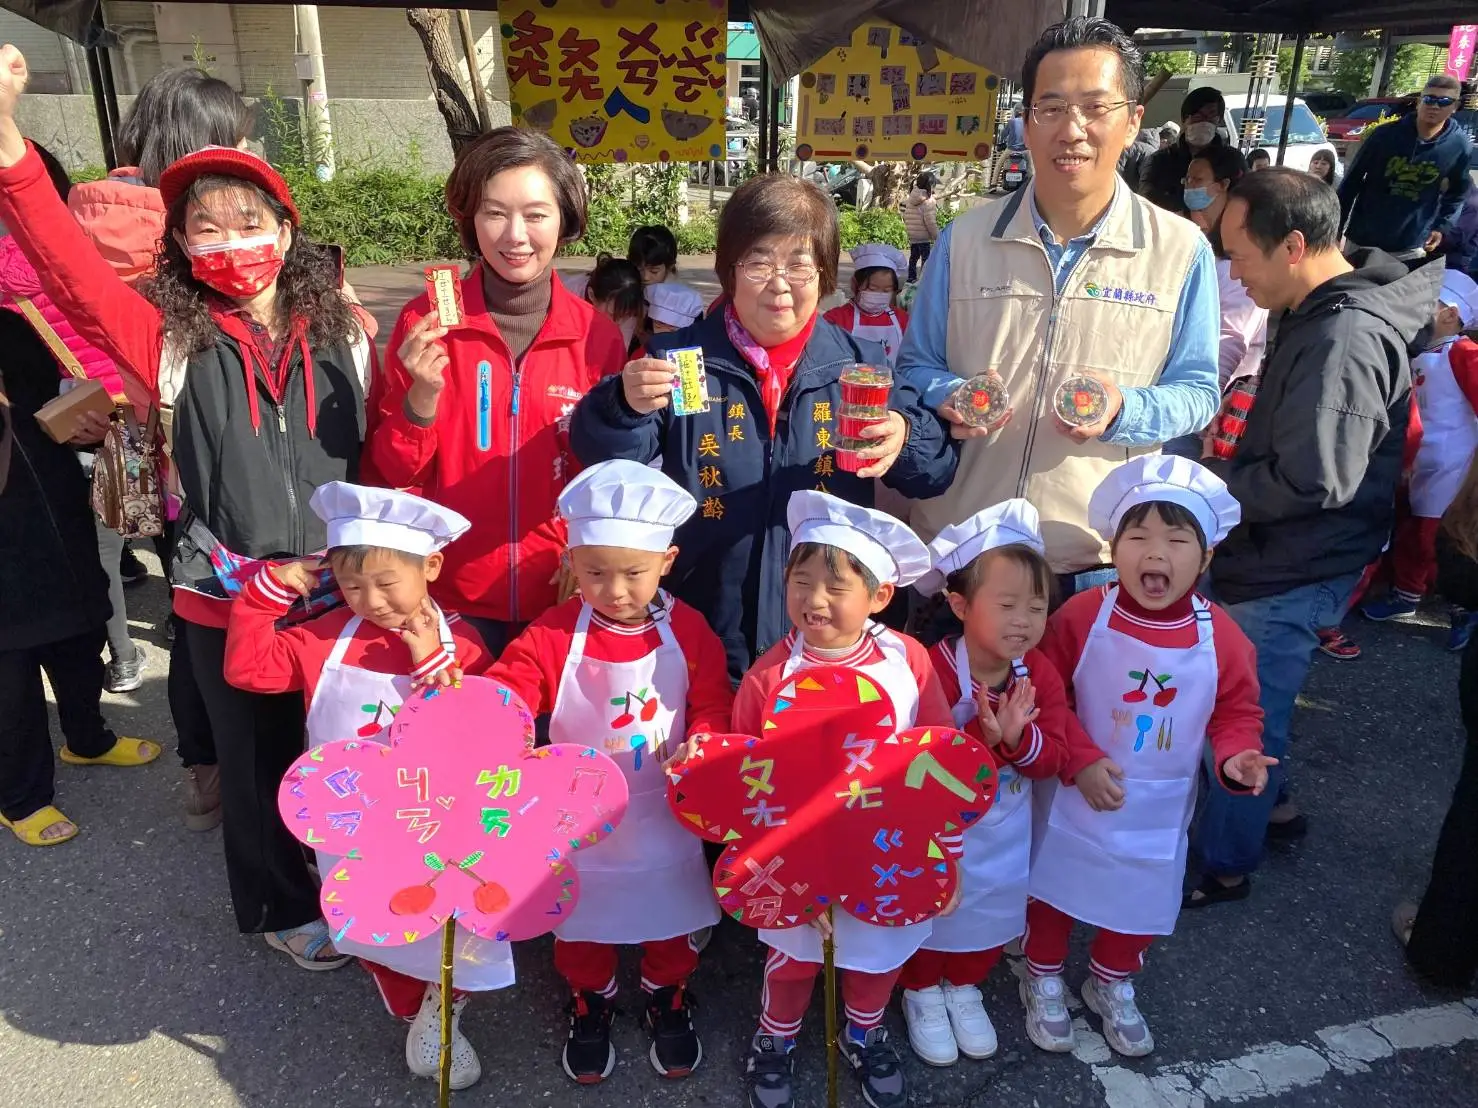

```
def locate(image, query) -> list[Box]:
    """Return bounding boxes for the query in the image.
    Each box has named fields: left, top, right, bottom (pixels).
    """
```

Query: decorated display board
left=667, top=665, right=997, bottom=930
left=278, top=677, right=629, bottom=948
left=501, top=0, right=727, bottom=163
left=794, top=22, right=1000, bottom=164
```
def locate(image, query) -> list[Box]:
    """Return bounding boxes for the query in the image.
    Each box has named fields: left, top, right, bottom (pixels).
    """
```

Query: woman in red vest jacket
left=366, top=127, right=627, bottom=652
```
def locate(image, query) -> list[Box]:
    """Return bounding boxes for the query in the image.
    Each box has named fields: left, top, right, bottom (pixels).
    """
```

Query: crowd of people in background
left=1, top=14, right=1477, bottom=1108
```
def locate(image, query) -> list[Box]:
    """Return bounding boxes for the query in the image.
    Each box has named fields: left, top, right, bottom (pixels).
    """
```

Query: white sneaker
left=1018, top=973, right=1075, bottom=1053
left=1082, top=976, right=1155, bottom=1057
left=901, top=986, right=958, bottom=1066
left=941, top=982, right=998, bottom=1059
left=406, top=985, right=482, bottom=1089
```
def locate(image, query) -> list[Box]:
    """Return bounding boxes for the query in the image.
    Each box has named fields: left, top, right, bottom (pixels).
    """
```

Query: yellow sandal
left=59, top=736, right=161, bottom=767
left=0, top=805, right=79, bottom=846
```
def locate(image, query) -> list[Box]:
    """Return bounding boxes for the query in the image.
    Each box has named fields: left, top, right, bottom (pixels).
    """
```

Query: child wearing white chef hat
left=486, top=459, right=734, bottom=1087
left=735, top=489, right=952, bottom=1108
left=222, top=481, right=503, bottom=1089
left=1027, top=456, right=1272, bottom=1060
left=896, top=499, right=1078, bottom=1068
left=1361, top=270, right=1478, bottom=635
left=646, top=280, right=706, bottom=334
left=823, top=242, right=910, bottom=368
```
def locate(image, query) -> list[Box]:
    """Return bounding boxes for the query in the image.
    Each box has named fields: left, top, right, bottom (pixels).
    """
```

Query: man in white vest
left=896, top=17, right=1220, bottom=599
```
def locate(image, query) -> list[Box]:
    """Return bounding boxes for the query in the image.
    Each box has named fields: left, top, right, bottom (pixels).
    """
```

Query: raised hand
left=0, top=45, right=30, bottom=168
left=662, top=732, right=708, bottom=771
left=1222, top=749, right=1278, bottom=795
left=853, top=411, right=909, bottom=478
left=1076, top=757, right=1126, bottom=811
left=268, top=556, right=324, bottom=599
left=397, top=311, right=449, bottom=420
left=993, top=677, right=1039, bottom=751
left=620, top=356, right=676, bottom=414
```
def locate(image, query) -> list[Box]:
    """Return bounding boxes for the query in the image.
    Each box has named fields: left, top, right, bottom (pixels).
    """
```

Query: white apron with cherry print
left=924, top=641, right=1033, bottom=952
left=551, top=593, right=720, bottom=944
left=759, top=623, right=931, bottom=973
left=1028, top=588, right=1216, bottom=937
left=303, top=610, right=515, bottom=989
left=1411, top=338, right=1478, bottom=519
left=849, top=306, right=905, bottom=369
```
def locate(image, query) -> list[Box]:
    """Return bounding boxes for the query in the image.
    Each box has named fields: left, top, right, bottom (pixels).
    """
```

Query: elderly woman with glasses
left=571, top=173, right=958, bottom=682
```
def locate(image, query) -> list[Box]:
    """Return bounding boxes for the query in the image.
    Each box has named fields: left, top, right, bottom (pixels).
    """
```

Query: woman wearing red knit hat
left=0, top=44, right=368, bottom=969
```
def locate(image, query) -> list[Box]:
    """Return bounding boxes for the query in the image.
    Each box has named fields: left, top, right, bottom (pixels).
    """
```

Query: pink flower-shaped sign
left=278, top=676, right=628, bottom=948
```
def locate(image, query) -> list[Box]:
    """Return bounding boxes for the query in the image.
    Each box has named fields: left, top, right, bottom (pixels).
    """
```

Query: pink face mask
left=187, top=232, right=285, bottom=298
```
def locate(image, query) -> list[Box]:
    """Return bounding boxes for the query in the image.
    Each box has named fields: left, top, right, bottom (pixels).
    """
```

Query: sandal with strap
left=1182, top=873, right=1251, bottom=910
left=0, top=804, right=79, bottom=846
left=60, top=736, right=161, bottom=767
left=265, top=919, right=352, bottom=972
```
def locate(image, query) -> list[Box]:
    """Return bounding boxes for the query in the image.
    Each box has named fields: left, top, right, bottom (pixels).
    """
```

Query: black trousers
left=184, top=621, right=320, bottom=933
left=1407, top=730, right=1478, bottom=988
left=168, top=615, right=216, bottom=767
left=0, top=626, right=116, bottom=822
left=908, top=241, right=932, bottom=282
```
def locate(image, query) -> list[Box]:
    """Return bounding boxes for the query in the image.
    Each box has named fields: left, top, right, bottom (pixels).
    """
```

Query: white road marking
left=1091, top=999, right=1478, bottom=1107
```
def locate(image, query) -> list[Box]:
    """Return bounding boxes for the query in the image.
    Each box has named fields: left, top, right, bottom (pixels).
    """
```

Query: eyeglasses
left=1030, top=98, right=1134, bottom=127
left=735, top=259, right=820, bottom=286
left=1422, top=95, right=1457, bottom=108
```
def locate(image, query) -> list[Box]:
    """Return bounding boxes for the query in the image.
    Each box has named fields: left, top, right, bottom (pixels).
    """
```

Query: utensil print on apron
left=923, top=639, right=1033, bottom=952
left=303, top=609, right=516, bottom=990
left=759, top=624, right=934, bottom=972
left=1028, top=589, right=1217, bottom=937
left=549, top=592, right=720, bottom=944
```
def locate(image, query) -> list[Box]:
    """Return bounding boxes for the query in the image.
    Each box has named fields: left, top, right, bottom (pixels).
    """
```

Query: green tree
left=1277, top=45, right=1312, bottom=92
left=1330, top=39, right=1445, bottom=99
left=1143, top=50, right=1196, bottom=76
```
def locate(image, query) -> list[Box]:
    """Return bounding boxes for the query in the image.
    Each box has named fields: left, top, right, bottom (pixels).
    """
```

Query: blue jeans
left=1052, top=567, right=1118, bottom=611
left=1194, top=571, right=1363, bottom=877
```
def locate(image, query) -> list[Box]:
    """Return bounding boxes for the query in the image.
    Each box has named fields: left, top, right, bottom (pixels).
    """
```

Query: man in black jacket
left=1141, top=86, right=1240, bottom=214
left=1189, top=168, right=1442, bottom=907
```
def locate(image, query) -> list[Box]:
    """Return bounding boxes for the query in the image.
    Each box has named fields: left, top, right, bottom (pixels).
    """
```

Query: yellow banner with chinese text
left=795, top=23, right=999, bottom=163
left=501, top=0, right=728, bottom=164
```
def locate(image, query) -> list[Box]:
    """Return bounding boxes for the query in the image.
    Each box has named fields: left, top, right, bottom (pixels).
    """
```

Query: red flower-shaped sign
left=278, top=676, right=629, bottom=949
left=667, top=665, right=996, bottom=929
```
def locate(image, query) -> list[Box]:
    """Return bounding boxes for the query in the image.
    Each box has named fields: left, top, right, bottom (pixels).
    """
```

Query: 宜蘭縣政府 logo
left=1083, top=282, right=1157, bottom=306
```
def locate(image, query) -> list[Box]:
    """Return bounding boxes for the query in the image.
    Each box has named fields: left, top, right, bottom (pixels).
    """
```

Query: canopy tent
left=1105, top=2, right=1474, bottom=37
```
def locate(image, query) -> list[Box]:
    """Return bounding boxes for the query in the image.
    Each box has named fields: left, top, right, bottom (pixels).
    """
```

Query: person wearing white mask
left=823, top=242, right=910, bottom=368
left=223, top=481, right=501, bottom=1087
left=646, top=280, right=705, bottom=335
left=737, top=490, right=951, bottom=1108
left=486, top=459, right=734, bottom=1086
left=1141, top=86, right=1240, bottom=216
left=896, top=499, right=1076, bottom=1068
left=1030, top=455, right=1271, bottom=1059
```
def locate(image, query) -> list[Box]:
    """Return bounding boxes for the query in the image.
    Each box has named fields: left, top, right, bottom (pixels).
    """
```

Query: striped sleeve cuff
left=1007, top=723, right=1045, bottom=769
left=939, top=831, right=966, bottom=857
left=247, top=567, right=298, bottom=609
left=410, top=646, right=454, bottom=684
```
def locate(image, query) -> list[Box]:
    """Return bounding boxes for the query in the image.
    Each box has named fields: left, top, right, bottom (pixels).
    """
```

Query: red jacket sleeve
left=448, top=616, right=493, bottom=677
left=1450, top=338, right=1478, bottom=415
left=366, top=300, right=441, bottom=490
left=1207, top=606, right=1265, bottom=792
left=1039, top=591, right=1110, bottom=781
left=905, top=636, right=954, bottom=728
left=223, top=570, right=311, bottom=695
left=672, top=603, right=735, bottom=737
left=485, top=618, right=565, bottom=717
left=732, top=646, right=787, bottom=734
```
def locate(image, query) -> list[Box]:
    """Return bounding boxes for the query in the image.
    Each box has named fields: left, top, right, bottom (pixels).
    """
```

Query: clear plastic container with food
left=835, top=436, right=873, bottom=474
left=1054, top=375, right=1109, bottom=428
left=952, top=372, right=1011, bottom=429
left=839, top=363, right=892, bottom=419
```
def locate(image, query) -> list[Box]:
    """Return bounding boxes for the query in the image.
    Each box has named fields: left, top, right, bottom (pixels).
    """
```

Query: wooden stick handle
left=438, top=917, right=455, bottom=1107
left=824, top=905, right=839, bottom=1108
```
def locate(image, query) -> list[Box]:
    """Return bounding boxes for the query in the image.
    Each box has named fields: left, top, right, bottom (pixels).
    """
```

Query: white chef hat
left=850, top=243, right=907, bottom=279
left=1440, top=270, right=1478, bottom=329
left=645, top=282, right=705, bottom=329
left=916, top=499, right=1045, bottom=596
left=311, top=482, right=471, bottom=556
left=787, top=489, right=931, bottom=587
left=558, top=459, right=697, bottom=552
left=1089, top=455, right=1241, bottom=547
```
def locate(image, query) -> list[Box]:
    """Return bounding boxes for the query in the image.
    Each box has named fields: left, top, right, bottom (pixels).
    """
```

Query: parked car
left=1223, top=94, right=1338, bottom=173
left=1326, top=98, right=1408, bottom=155
left=1301, top=90, right=1356, bottom=119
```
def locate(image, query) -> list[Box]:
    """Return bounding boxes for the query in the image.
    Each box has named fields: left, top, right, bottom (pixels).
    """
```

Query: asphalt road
left=1, top=550, right=1475, bottom=1108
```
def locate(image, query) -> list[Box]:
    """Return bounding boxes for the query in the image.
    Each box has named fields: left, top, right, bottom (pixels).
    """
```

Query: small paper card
left=665, top=346, right=710, bottom=417
left=424, top=264, right=464, bottom=327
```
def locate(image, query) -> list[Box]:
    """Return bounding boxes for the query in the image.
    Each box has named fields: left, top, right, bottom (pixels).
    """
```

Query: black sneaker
left=644, top=985, right=701, bottom=1077
left=561, top=991, right=615, bottom=1084
left=838, top=1025, right=909, bottom=1108
left=119, top=546, right=148, bottom=585
left=744, top=1034, right=794, bottom=1108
